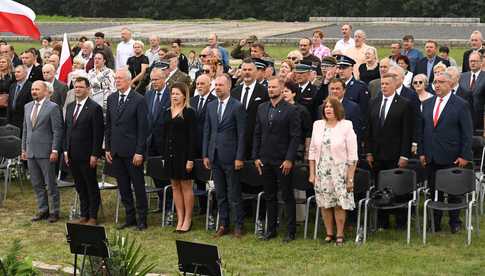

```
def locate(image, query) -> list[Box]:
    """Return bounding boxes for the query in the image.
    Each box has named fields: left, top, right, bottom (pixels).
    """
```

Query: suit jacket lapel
left=436, top=94, right=454, bottom=127
left=74, top=99, right=90, bottom=127
left=220, top=98, right=233, bottom=123
left=383, top=95, right=400, bottom=127
left=116, top=91, right=133, bottom=120
left=33, top=100, right=49, bottom=128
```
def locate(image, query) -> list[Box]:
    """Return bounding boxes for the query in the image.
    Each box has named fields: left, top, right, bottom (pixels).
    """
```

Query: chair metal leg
left=303, top=196, right=314, bottom=239
left=363, top=199, right=370, bottom=243
left=216, top=211, right=220, bottom=230
left=415, top=202, right=421, bottom=234
left=255, top=192, right=264, bottom=235
left=115, top=191, right=120, bottom=224
left=355, top=199, right=365, bottom=243
left=206, top=189, right=213, bottom=231
left=423, top=200, right=430, bottom=244
left=407, top=201, right=413, bottom=244
left=3, top=167, right=8, bottom=202
left=313, top=206, right=320, bottom=240
left=161, top=185, right=172, bottom=227
left=467, top=203, right=473, bottom=246
left=476, top=202, right=480, bottom=235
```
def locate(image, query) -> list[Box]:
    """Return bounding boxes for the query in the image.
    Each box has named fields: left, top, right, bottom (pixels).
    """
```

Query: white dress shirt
left=73, top=97, right=88, bottom=120
left=432, top=92, right=452, bottom=123
left=241, top=80, right=256, bottom=109
left=470, top=71, right=481, bottom=88
left=31, top=97, right=46, bottom=122
left=334, top=38, right=355, bottom=52
left=115, top=39, right=134, bottom=69
left=380, top=93, right=395, bottom=120
left=218, top=96, right=229, bottom=120
left=299, top=81, right=310, bottom=92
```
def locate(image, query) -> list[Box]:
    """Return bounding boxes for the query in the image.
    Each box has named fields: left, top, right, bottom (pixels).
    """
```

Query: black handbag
left=370, top=187, right=394, bottom=206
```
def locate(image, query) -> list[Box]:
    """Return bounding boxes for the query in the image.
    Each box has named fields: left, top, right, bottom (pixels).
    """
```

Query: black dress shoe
left=31, top=212, right=49, bottom=222
left=260, top=231, right=277, bottom=241
left=137, top=222, right=148, bottom=231
left=282, top=233, right=295, bottom=243
left=47, top=213, right=60, bottom=223
left=117, top=222, right=137, bottom=230
left=450, top=224, right=461, bottom=234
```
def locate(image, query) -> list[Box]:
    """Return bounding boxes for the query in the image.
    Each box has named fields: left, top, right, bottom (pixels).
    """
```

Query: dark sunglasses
left=413, top=81, right=423, bottom=85
left=202, top=69, right=211, bottom=74
left=287, top=56, right=298, bottom=61
left=199, top=54, right=207, bottom=58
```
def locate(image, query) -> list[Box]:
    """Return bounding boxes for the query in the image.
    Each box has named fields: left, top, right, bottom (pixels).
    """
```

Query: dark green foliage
left=15, top=0, right=485, bottom=21
left=0, top=240, right=40, bottom=276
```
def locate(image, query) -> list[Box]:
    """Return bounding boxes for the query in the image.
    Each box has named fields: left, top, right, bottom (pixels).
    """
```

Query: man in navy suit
left=203, top=75, right=247, bottom=238
left=105, top=69, right=149, bottom=231
left=145, top=67, right=171, bottom=212
left=419, top=72, right=473, bottom=233
left=446, top=66, right=474, bottom=127
left=415, top=40, right=450, bottom=85
left=253, top=77, right=301, bottom=242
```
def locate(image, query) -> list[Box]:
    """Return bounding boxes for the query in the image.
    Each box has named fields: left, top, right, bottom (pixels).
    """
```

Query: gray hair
left=42, top=63, right=55, bottom=72
left=413, top=74, right=429, bottom=87
left=445, top=66, right=460, bottom=79
left=354, top=30, right=367, bottom=39
left=14, top=64, right=27, bottom=71
left=83, top=40, right=94, bottom=50
left=471, top=30, right=483, bottom=41
left=389, top=65, right=405, bottom=78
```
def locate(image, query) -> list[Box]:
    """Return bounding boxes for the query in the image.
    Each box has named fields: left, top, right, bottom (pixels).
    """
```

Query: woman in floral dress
left=308, top=96, right=358, bottom=245
left=88, top=52, right=116, bottom=118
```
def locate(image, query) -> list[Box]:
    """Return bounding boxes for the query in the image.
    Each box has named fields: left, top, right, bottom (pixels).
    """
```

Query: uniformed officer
left=253, top=58, right=269, bottom=87
left=335, top=54, right=370, bottom=117
left=294, top=62, right=319, bottom=121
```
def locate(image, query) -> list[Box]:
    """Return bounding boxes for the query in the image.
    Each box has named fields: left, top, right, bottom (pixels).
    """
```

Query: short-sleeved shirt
left=127, top=55, right=149, bottom=85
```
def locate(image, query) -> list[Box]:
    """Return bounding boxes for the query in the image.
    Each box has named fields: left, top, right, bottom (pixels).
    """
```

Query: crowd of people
left=0, top=23, right=484, bottom=245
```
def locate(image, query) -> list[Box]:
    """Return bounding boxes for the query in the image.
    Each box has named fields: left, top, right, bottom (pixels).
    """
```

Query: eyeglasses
left=287, top=56, right=298, bottom=61
left=199, top=54, right=207, bottom=58
left=413, top=81, right=423, bottom=85
left=202, top=69, right=211, bottom=74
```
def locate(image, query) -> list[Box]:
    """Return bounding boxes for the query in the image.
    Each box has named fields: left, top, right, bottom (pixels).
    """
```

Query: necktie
left=471, top=73, right=476, bottom=91
left=198, top=97, right=205, bottom=113
left=433, top=97, right=444, bottom=127
left=31, top=102, right=40, bottom=127
left=152, top=92, right=161, bottom=115
left=217, top=101, right=223, bottom=123
left=13, top=84, right=21, bottom=109
left=242, top=87, right=250, bottom=110
left=379, top=98, right=388, bottom=127
left=73, top=103, right=81, bottom=124
left=118, top=94, right=126, bottom=112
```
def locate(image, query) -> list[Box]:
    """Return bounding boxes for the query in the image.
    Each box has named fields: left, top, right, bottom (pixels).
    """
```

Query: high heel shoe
left=179, top=223, right=192, bottom=233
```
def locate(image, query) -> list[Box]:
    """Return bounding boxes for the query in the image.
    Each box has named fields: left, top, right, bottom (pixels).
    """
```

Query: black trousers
left=427, top=162, right=464, bottom=228
left=262, top=163, right=296, bottom=235
left=373, top=159, right=410, bottom=228
left=112, top=155, right=148, bottom=224
left=70, top=159, right=101, bottom=219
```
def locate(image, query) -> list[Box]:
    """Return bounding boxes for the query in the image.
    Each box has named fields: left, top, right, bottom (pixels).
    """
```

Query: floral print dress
left=314, top=126, right=355, bottom=210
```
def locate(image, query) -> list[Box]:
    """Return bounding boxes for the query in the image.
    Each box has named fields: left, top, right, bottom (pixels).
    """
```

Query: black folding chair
left=0, top=135, right=22, bottom=205
left=354, top=169, right=373, bottom=243
left=192, top=159, right=217, bottom=231
left=240, top=161, right=266, bottom=235
left=364, top=168, right=418, bottom=244
left=146, top=156, right=173, bottom=226
left=288, top=163, right=315, bottom=239
left=471, top=136, right=485, bottom=214
left=423, top=168, right=479, bottom=245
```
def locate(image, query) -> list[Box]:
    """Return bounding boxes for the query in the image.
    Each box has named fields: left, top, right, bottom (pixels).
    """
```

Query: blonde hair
left=0, top=55, right=12, bottom=76
left=433, top=61, right=447, bottom=74
left=133, top=40, right=145, bottom=48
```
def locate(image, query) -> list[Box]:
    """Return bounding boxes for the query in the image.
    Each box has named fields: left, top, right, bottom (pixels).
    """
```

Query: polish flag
left=0, top=0, right=41, bottom=40
left=57, top=33, right=72, bottom=84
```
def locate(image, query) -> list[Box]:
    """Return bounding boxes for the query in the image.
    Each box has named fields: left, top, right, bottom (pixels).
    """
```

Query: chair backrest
left=193, top=159, right=211, bottom=182
left=472, top=136, right=484, bottom=172
left=435, top=168, right=475, bottom=196
left=0, top=124, right=20, bottom=138
left=146, top=156, right=169, bottom=180
left=240, top=161, right=264, bottom=188
left=353, top=168, right=372, bottom=195
left=377, top=168, right=416, bottom=196
left=0, top=135, right=21, bottom=158
left=291, top=163, right=312, bottom=191
left=406, top=158, right=427, bottom=184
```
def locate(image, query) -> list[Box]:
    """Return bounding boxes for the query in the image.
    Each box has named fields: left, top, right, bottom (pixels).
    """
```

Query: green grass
left=1, top=181, right=485, bottom=275
left=8, top=41, right=467, bottom=68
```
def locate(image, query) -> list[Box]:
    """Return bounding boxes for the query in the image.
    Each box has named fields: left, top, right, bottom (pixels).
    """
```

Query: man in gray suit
left=42, top=64, right=68, bottom=107
left=21, top=80, right=63, bottom=223
left=459, top=51, right=485, bottom=131
left=203, top=74, right=247, bottom=238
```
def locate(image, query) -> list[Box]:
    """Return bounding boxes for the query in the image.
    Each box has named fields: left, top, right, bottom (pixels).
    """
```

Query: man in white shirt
left=145, top=35, right=161, bottom=66
left=333, top=24, right=355, bottom=52
left=115, top=28, right=134, bottom=69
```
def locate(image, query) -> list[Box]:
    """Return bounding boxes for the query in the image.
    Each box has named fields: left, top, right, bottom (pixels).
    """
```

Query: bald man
left=42, top=63, right=68, bottom=107
left=22, top=80, right=63, bottom=223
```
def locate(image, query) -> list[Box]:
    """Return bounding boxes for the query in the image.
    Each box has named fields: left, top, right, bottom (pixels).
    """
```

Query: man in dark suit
left=42, top=64, right=68, bottom=107
left=419, top=72, right=473, bottom=233
left=294, top=62, right=319, bottom=121
left=459, top=51, right=485, bottom=131
left=191, top=74, right=217, bottom=157
left=64, top=77, right=104, bottom=225
left=7, top=65, right=32, bottom=130
left=366, top=73, right=413, bottom=228
left=231, top=59, right=268, bottom=160
left=203, top=74, right=247, bottom=238
left=21, top=50, right=43, bottom=83
left=461, top=31, right=483, bottom=73
left=105, top=69, right=149, bottom=231
left=335, top=55, right=370, bottom=118
left=165, top=52, right=191, bottom=89
left=447, top=66, right=474, bottom=124
left=145, top=67, right=171, bottom=213
left=253, top=77, right=301, bottom=243
left=415, top=40, right=451, bottom=85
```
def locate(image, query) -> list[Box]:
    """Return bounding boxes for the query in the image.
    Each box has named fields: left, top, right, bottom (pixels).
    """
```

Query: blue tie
left=152, top=92, right=161, bottom=116
left=217, top=101, right=223, bottom=123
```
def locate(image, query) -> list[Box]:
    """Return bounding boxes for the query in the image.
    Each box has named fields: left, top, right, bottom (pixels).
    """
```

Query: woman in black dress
left=0, top=56, right=14, bottom=120
left=162, top=82, right=196, bottom=233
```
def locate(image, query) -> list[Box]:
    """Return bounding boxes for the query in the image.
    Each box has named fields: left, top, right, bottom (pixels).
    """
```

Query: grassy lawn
left=1, top=180, right=485, bottom=275
left=8, top=41, right=467, bottom=68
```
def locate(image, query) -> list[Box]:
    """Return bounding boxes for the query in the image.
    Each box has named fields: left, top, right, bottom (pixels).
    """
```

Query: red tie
left=471, top=73, right=476, bottom=91
left=433, top=97, right=443, bottom=127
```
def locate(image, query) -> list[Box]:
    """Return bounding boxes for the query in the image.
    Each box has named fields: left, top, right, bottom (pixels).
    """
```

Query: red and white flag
left=0, top=0, right=41, bottom=40
left=57, top=33, right=72, bottom=84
